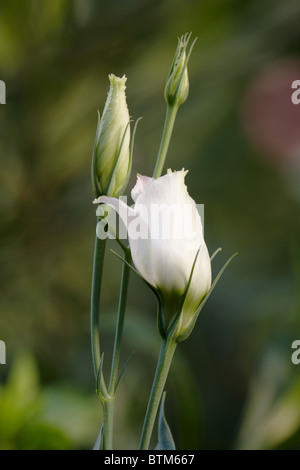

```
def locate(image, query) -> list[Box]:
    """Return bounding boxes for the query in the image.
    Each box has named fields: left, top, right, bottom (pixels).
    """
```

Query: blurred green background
left=0, top=0, right=300, bottom=450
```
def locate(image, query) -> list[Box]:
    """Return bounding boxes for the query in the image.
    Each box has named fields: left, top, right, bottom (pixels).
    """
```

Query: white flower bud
left=94, top=169, right=212, bottom=338
left=92, top=74, right=131, bottom=197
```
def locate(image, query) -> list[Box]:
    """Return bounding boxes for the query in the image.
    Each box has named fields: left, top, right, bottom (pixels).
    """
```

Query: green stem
left=102, top=248, right=132, bottom=450
left=139, top=334, right=177, bottom=450
left=109, top=248, right=132, bottom=393
left=153, top=104, right=179, bottom=179
left=90, top=232, right=106, bottom=379
left=91, top=229, right=113, bottom=450
left=102, top=400, right=114, bottom=450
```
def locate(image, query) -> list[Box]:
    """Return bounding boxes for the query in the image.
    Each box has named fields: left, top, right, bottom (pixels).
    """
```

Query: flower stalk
left=90, top=234, right=106, bottom=379
left=139, top=332, right=177, bottom=450
left=153, top=104, right=179, bottom=179
left=153, top=32, right=196, bottom=179
left=100, top=248, right=132, bottom=450
left=108, top=247, right=132, bottom=394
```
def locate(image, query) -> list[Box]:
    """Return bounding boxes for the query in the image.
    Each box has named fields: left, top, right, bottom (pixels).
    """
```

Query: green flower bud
left=92, top=74, right=131, bottom=198
left=164, top=32, right=196, bottom=108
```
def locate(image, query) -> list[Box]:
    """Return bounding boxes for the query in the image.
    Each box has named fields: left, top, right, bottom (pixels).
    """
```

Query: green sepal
left=119, top=117, right=143, bottom=196
left=105, top=120, right=131, bottom=196
left=105, top=116, right=142, bottom=197
left=91, top=110, right=103, bottom=198
left=176, top=252, right=238, bottom=343
left=166, top=248, right=201, bottom=339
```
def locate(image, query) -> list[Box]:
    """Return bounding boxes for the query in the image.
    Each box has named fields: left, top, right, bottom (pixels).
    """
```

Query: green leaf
left=96, top=353, right=105, bottom=397
left=210, top=247, right=222, bottom=262
left=110, top=248, right=160, bottom=300
left=115, top=351, right=135, bottom=393
left=155, top=392, right=176, bottom=450
left=93, top=425, right=103, bottom=450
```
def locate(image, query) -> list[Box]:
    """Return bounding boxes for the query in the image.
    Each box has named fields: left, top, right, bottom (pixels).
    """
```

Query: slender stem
left=153, top=104, right=179, bottom=179
left=101, top=249, right=132, bottom=450
left=90, top=232, right=107, bottom=379
left=139, top=335, right=177, bottom=450
left=102, top=400, right=114, bottom=450
left=109, top=248, right=132, bottom=393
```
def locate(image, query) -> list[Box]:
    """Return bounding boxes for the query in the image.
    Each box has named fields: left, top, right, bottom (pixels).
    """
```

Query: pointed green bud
left=92, top=74, right=131, bottom=198
left=164, top=32, right=196, bottom=108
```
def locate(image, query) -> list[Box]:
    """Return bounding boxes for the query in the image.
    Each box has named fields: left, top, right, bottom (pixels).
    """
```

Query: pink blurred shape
left=242, top=59, right=300, bottom=167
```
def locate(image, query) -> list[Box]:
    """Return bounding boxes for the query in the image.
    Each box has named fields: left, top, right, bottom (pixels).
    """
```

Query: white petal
left=133, top=169, right=204, bottom=296
left=94, top=169, right=212, bottom=326
left=130, top=238, right=156, bottom=287
left=93, top=195, right=136, bottom=230
left=131, top=174, right=154, bottom=202
left=93, top=195, right=156, bottom=287
left=134, top=169, right=189, bottom=213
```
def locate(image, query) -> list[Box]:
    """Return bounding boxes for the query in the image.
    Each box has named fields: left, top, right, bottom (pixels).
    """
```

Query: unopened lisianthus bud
left=94, top=169, right=212, bottom=339
left=164, top=33, right=195, bottom=108
left=92, top=74, right=131, bottom=198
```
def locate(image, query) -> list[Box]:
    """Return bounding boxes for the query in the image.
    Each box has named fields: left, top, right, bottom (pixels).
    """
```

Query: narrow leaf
left=210, top=247, right=222, bottom=262
left=115, top=351, right=135, bottom=393
left=110, top=249, right=160, bottom=301
left=93, top=425, right=103, bottom=450
left=155, top=392, right=176, bottom=450
left=96, top=353, right=105, bottom=396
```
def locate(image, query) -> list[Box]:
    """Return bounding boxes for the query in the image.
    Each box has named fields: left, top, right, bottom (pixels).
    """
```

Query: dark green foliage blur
left=0, top=0, right=300, bottom=449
